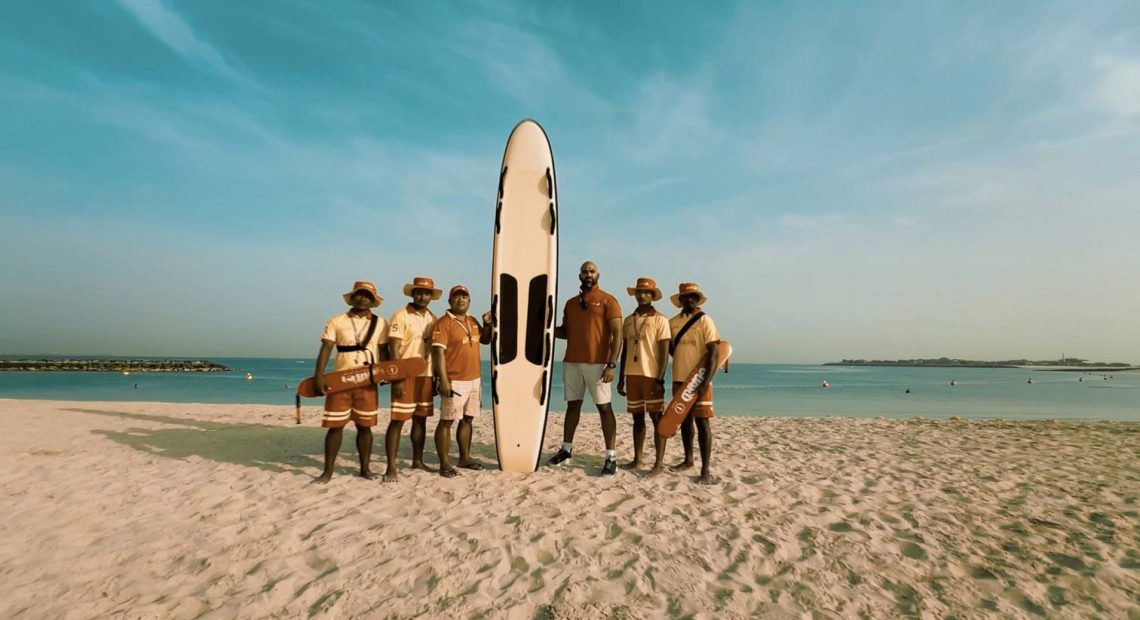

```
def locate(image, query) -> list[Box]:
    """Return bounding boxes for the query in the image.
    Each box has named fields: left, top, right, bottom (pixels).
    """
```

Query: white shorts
left=440, top=378, right=481, bottom=421
left=563, top=363, right=611, bottom=405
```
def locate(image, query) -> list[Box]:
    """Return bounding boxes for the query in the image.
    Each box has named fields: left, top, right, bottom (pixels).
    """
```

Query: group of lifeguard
left=313, top=261, right=722, bottom=485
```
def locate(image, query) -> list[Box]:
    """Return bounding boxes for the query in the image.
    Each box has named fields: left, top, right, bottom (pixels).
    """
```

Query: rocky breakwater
left=0, top=359, right=232, bottom=372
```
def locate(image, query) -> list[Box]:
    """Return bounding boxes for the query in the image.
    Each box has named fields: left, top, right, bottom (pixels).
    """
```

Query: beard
left=580, top=278, right=596, bottom=290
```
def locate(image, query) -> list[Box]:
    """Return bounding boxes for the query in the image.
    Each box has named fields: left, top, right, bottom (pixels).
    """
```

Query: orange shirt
left=562, top=287, right=622, bottom=364
left=431, top=311, right=483, bottom=381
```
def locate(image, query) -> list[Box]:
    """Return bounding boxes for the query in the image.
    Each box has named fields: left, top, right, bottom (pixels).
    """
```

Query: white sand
left=0, top=399, right=1137, bottom=619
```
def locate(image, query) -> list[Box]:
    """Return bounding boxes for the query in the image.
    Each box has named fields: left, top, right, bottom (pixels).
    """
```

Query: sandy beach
left=0, top=399, right=1137, bottom=619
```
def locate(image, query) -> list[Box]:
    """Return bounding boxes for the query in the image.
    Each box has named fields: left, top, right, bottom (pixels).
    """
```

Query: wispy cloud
left=112, top=0, right=245, bottom=83
left=1093, top=55, right=1140, bottom=117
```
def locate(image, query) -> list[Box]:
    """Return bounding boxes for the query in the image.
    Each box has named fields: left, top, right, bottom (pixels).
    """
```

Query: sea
left=1, top=358, right=1137, bottom=421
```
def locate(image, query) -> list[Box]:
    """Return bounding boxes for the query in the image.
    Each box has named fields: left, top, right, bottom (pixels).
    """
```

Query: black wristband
left=605, top=361, right=617, bottom=369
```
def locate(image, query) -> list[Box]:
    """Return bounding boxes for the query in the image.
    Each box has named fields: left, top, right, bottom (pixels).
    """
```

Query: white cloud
left=113, top=0, right=244, bottom=82
left=1093, top=55, right=1140, bottom=117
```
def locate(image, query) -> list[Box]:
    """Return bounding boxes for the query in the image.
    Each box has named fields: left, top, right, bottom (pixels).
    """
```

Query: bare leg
left=695, top=417, right=714, bottom=484
left=315, top=427, right=343, bottom=483
left=435, top=420, right=456, bottom=476
left=410, top=417, right=436, bottom=472
left=623, top=412, right=645, bottom=469
left=649, top=412, right=666, bottom=476
left=356, top=426, right=375, bottom=479
left=457, top=416, right=482, bottom=469
left=383, top=420, right=403, bottom=482
left=562, top=399, right=583, bottom=443
left=597, top=402, right=617, bottom=451
left=670, top=413, right=695, bottom=471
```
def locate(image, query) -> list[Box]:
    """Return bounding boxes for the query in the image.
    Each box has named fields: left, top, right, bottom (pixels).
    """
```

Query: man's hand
left=393, top=379, right=405, bottom=399
left=616, top=376, right=626, bottom=396
left=315, top=375, right=329, bottom=394
left=482, top=311, right=493, bottom=325
left=439, top=378, right=452, bottom=399
left=651, top=379, right=665, bottom=400
left=602, top=367, right=615, bottom=384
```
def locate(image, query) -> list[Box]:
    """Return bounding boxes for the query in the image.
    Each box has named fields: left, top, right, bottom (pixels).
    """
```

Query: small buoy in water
left=245, top=372, right=253, bottom=380
left=821, top=380, right=829, bottom=388
left=1078, top=377, right=1083, bottom=382
left=1027, top=378, right=1033, bottom=384
left=122, top=371, right=130, bottom=376
left=949, top=380, right=957, bottom=387
left=905, top=388, right=911, bottom=394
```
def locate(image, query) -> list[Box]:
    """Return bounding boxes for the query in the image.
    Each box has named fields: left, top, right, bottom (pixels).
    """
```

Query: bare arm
left=432, top=345, right=451, bottom=396
left=479, top=312, right=492, bottom=345
left=600, top=317, right=623, bottom=384
left=389, top=337, right=405, bottom=398
left=655, top=339, right=670, bottom=382
left=314, top=341, right=335, bottom=393
left=616, top=340, right=627, bottom=396
left=703, top=341, right=720, bottom=388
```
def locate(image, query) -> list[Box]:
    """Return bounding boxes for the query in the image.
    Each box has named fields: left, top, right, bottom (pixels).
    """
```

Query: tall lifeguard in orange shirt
left=382, top=276, right=440, bottom=483
left=549, top=261, right=623, bottom=476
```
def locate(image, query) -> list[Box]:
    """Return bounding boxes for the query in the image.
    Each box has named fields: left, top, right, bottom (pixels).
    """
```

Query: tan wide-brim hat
left=670, top=282, right=709, bottom=308
left=626, top=277, right=663, bottom=301
left=403, top=276, right=443, bottom=300
left=343, top=280, right=383, bottom=308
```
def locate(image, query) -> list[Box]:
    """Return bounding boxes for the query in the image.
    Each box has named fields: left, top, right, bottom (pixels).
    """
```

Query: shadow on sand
left=66, top=408, right=503, bottom=478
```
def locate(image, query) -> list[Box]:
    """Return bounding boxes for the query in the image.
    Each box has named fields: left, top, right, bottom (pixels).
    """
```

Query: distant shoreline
left=825, top=360, right=1138, bottom=372
left=0, top=359, right=232, bottom=372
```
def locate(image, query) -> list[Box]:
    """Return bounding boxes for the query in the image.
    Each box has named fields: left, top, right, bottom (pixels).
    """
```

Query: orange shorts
left=390, top=376, right=435, bottom=421
left=625, top=375, right=666, bottom=414
left=323, top=386, right=379, bottom=428
left=672, top=381, right=714, bottom=419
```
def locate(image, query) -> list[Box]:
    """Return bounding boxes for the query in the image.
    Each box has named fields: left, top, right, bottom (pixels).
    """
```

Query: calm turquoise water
left=1, top=358, right=1136, bottom=421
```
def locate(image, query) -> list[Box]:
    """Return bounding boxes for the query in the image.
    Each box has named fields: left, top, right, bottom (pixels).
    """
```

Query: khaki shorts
left=391, top=376, right=435, bottom=421
left=440, top=378, right=481, bottom=421
left=323, top=386, right=379, bottom=428
left=672, top=381, right=714, bottom=419
left=625, top=375, right=665, bottom=414
left=564, top=363, right=611, bottom=405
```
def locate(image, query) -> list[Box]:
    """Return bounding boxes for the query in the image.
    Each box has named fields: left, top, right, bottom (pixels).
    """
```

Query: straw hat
left=403, top=276, right=443, bottom=300
left=670, top=282, right=709, bottom=308
left=342, top=281, right=383, bottom=308
left=626, top=277, right=662, bottom=301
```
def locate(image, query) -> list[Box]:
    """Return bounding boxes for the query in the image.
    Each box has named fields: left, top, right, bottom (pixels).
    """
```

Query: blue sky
left=2, top=1, right=1138, bottom=363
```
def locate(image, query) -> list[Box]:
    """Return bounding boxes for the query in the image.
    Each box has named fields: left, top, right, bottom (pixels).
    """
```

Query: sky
left=2, top=1, right=1138, bottom=363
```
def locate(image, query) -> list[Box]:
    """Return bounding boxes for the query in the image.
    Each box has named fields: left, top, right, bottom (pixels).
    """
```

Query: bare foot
left=669, top=460, right=694, bottom=472
left=382, top=468, right=398, bottom=483
left=457, top=460, right=484, bottom=470
left=312, top=474, right=332, bottom=484
left=440, top=467, right=459, bottom=478
left=621, top=460, right=642, bottom=470
left=410, top=461, right=437, bottom=473
left=648, top=465, right=665, bottom=477
left=697, top=473, right=717, bottom=485
left=359, top=470, right=376, bottom=480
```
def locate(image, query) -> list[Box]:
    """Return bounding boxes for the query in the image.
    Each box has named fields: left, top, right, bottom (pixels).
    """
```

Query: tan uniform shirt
left=668, top=312, right=720, bottom=381
left=389, top=305, right=437, bottom=377
left=321, top=312, right=389, bottom=372
left=621, top=309, right=671, bottom=378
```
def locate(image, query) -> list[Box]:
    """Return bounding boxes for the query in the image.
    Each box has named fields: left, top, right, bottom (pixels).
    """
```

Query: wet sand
left=0, top=399, right=1137, bottom=618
